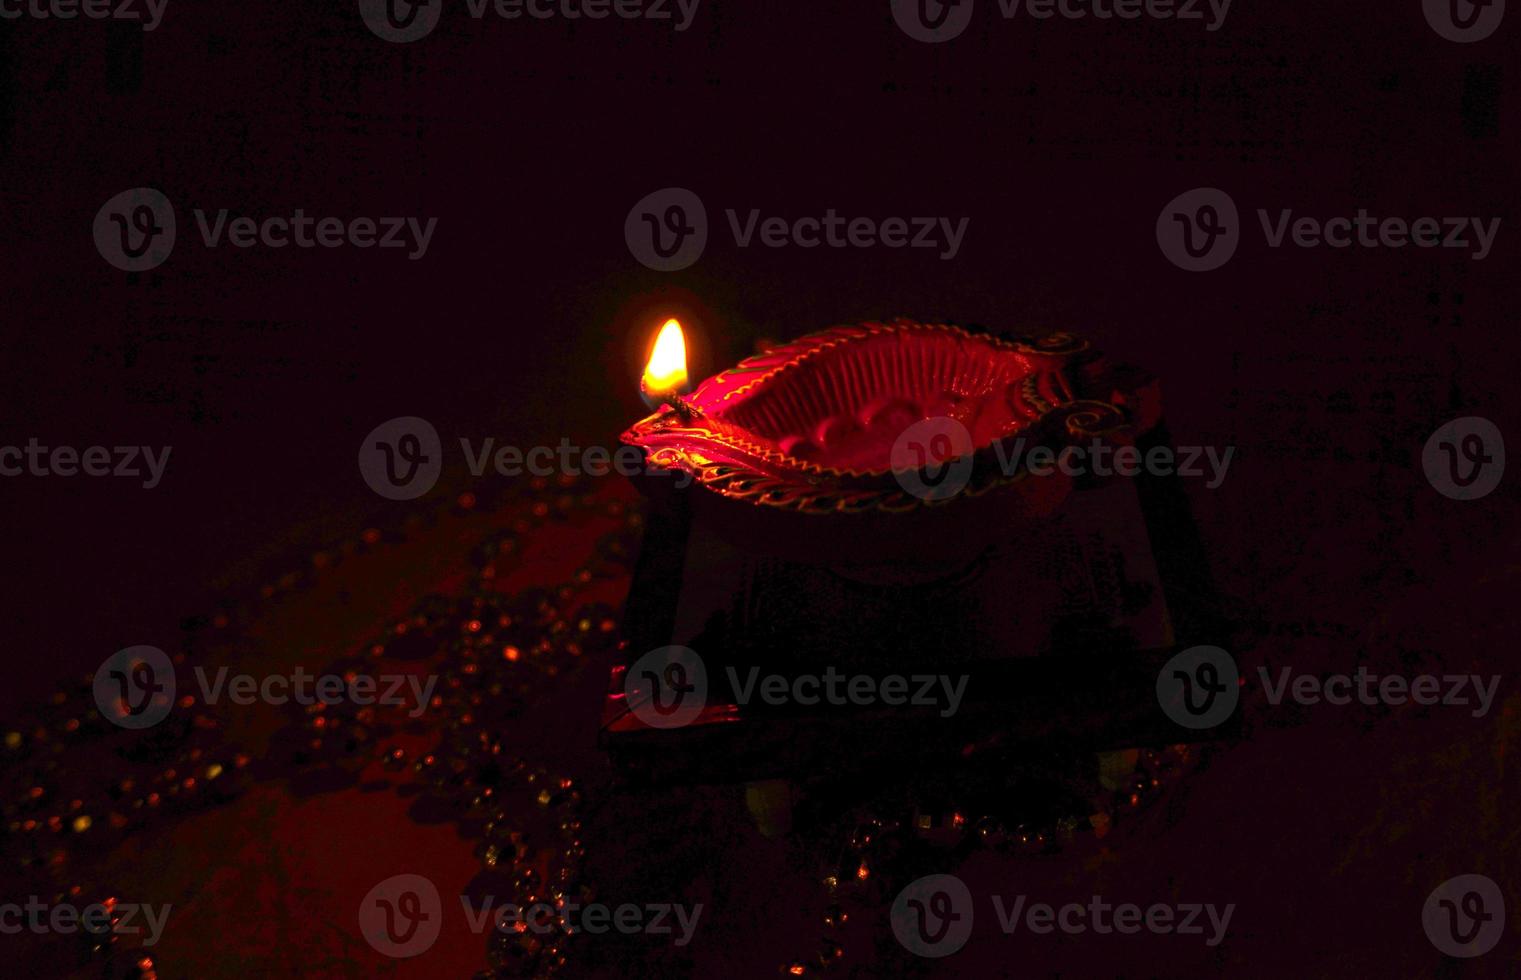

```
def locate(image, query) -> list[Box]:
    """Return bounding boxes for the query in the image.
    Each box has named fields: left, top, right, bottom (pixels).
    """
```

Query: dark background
left=3, top=3, right=1514, bottom=707
left=1, top=1, right=1516, bottom=974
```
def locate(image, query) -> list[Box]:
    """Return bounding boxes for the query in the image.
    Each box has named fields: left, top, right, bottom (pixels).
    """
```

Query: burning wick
left=640, top=318, right=702, bottom=422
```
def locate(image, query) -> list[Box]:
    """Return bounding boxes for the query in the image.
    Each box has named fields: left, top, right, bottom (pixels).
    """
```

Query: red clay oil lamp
left=605, top=317, right=1226, bottom=829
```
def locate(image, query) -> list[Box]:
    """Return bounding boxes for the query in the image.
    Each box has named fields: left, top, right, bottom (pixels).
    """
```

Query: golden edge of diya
left=623, top=317, right=1152, bottom=516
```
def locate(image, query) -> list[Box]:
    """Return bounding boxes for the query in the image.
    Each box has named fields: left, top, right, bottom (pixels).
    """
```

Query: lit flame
left=641, top=318, right=688, bottom=397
